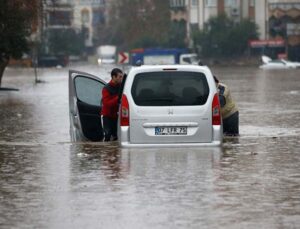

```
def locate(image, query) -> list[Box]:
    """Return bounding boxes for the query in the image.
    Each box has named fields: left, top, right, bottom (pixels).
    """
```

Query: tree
left=193, top=14, right=258, bottom=57
left=167, top=20, right=187, bottom=48
left=226, top=19, right=259, bottom=56
left=0, top=0, right=38, bottom=86
left=108, top=0, right=171, bottom=49
left=46, top=29, right=84, bottom=56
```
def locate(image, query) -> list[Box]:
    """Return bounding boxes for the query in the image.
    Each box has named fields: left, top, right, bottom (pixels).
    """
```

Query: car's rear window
left=131, top=71, right=209, bottom=106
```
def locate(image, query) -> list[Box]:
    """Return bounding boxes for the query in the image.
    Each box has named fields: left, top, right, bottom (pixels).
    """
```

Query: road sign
left=118, top=52, right=129, bottom=64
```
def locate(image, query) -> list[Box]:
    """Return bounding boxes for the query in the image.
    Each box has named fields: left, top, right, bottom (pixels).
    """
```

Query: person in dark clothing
left=213, top=75, right=239, bottom=136
left=101, top=68, right=123, bottom=141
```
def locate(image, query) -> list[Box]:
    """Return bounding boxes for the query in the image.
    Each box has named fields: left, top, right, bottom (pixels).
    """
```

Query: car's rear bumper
left=120, top=141, right=222, bottom=148
left=118, top=126, right=222, bottom=148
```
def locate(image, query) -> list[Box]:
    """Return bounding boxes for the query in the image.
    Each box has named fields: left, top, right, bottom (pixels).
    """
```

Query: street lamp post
left=186, top=0, right=193, bottom=49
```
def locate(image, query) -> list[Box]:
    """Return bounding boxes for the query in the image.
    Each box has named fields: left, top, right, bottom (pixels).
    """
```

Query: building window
left=225, top=0, right=238, bottom=7
left=192, top=0, right=198, bottom=6
left=170, top=0, right=185, bottom=8
left=79, top=0, right=105, bottom=6
left=205, top=0, right=217, bottom=7
left=49, top=11, right=71, bottom=26
left=92, top=10, right=105, bottom=25
left=269, top=3, right=300, bottom=11
left=81, top=9, right=90, bottom=23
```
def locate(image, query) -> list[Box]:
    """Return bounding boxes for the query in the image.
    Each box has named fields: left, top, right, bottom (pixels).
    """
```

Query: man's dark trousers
left=223, top=111, right=239, bottom=136
left=103, top=116, right=118, bottom=141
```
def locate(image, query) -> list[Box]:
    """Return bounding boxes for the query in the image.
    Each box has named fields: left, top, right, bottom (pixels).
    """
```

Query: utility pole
left=34, top=0, right=44, bottom=84
left=265, top=0, right=269, bottom=40
left=186, top=0, right=192, bottom=49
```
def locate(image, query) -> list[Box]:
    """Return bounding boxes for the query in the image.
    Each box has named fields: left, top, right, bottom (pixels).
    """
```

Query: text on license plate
left=155, top=127, right=187, bottom=135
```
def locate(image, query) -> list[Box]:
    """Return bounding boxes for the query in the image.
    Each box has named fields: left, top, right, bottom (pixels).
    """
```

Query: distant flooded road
left=0, top=65, right=300, bottom=228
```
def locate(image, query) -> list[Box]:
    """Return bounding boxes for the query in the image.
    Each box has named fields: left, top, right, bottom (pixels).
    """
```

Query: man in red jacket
left=101, top=68, right=123, bottom=141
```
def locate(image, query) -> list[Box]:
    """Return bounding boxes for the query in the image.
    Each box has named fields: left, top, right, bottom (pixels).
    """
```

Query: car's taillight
left=120, top=94, right=129, bottom=126
left=212, top=93, right=221, bottom=125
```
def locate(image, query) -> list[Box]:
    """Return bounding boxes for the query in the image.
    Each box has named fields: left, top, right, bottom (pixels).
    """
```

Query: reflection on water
left=0, top=66, right=300, bottom=228
left=69, top=145, right=223, bottom=228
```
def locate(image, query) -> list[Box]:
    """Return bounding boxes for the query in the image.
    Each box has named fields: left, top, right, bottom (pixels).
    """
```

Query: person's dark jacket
left=101, top=80, right=120, bottom=119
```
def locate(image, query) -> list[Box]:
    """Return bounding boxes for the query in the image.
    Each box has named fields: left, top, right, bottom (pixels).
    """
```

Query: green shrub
left=193, top=14, right=259, bottom=57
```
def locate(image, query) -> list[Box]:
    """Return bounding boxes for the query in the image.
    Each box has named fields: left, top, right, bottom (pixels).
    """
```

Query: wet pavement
left=0, top=64, right=300, bottom=228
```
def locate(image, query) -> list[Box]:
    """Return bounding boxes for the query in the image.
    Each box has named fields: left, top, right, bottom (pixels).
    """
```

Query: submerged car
left=69, top=65, right=222, bottom=147
left=118, top=65, right=222, bottom=147
left=259, top=55, right=300, bottom=69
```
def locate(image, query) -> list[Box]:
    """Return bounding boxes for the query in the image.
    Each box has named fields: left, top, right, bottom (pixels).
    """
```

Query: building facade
left=170, top=0, right=300, bottom=49
left=193, top=0, right=265, bottom=38
left=268, top=0, right=300, bottom=60
left=72, top=0, right=106, bottom=48
left=41, top=0, right=111, bottom=53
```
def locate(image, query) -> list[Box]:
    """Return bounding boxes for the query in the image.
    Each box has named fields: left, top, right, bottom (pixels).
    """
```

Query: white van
left=118, top=65, right=222, bottom=147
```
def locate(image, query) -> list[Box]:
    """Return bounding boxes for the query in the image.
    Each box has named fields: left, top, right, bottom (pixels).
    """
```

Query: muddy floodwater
left=0, top=64, right=300, bottom=228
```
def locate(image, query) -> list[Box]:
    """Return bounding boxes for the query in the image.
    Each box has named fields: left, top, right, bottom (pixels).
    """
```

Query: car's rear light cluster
left=120, top=94, right=129, bottom=126
left=212, top=93, right=221, bottom=125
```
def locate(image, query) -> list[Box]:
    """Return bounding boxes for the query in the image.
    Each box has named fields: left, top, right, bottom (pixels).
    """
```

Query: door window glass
left=75, top=76, right=104, bottom=106
left=131, top=71, right=209, bottom=106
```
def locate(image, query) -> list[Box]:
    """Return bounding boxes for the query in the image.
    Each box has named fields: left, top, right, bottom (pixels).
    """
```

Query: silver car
left=118, top=65, right=222, bottom=147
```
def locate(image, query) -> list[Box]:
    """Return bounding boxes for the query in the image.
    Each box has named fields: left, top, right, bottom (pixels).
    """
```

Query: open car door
left=69, top=70, right=106, bottom=142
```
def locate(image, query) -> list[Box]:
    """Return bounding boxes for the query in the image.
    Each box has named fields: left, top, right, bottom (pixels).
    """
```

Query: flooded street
left=0, top=65, right=300, bottom=228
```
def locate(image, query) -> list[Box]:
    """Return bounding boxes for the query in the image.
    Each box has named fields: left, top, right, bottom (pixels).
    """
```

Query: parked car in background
left=8, top=54, right=32, bottom=67
left=260, top=55, right=300, bottom=69
left=38, top=55, right=68, bottom=67
left=69, top=65, right=222, bottom=147
left=97, top=45, right=116, bottom=65
left=179, top=53, right=200, bottom=65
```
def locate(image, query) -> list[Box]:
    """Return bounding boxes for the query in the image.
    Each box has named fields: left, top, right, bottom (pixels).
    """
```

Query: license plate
left=155, top=127, right=187, bottom=135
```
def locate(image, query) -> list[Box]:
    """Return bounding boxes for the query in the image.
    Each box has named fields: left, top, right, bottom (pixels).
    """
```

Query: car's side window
left=74, top=76, right=105, bottom=106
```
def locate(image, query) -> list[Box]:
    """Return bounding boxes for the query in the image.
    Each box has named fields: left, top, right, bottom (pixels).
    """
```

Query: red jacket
left=101, top=80, right=120, bottom=119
